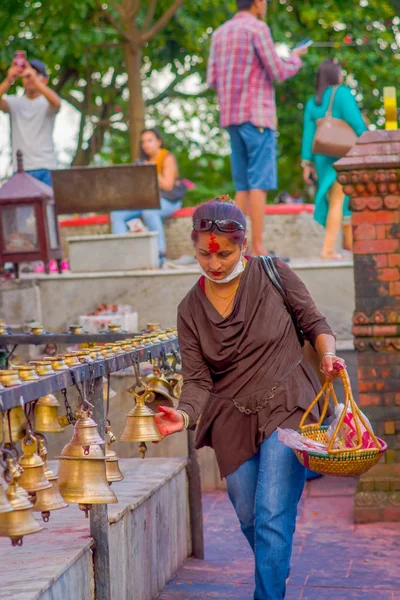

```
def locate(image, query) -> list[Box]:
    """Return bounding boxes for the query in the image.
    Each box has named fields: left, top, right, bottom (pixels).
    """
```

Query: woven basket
left=295, top=364, right=386, bottom=477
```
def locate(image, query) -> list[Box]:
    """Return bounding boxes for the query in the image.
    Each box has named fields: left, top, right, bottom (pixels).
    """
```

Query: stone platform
left=158, top=477, right=400, bottom=600
left=0, top=458, right=189, bottom=600
left=0, top=258, right=355, bottom=340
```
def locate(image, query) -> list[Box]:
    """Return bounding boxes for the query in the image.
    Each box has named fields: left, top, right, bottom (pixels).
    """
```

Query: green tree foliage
left=0, top=0, right=399, bottom=203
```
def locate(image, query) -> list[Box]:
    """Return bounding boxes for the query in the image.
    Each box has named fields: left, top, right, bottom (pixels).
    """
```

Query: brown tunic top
left=177, top=257, right=334, bottom=478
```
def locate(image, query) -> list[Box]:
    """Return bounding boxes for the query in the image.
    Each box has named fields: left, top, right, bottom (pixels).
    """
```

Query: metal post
left=186, top=429, right=204, bottom=559
left=89, top=375, right=112, bottom=600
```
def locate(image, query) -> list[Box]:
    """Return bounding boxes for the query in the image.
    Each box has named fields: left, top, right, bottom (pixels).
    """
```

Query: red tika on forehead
left=208, top=233, right=220, bottom=253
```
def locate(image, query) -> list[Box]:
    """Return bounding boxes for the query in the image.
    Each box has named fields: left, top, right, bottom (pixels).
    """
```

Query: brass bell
left=43, top=356, right=69, bottom=371
left=166, top=373, right=184, bottom=401
left=108, top=324, right=121, bottom=332
left=120, top=387, right=163, bottom=458
left=67, top=410, right=106, bottom=455
left=0, top=369, right=22, bottom=387
left=144, top=367, right=176, bottom=412
left=0, top=406, right=26, bottom=443
left=12, top=365, right=40, bottom=382
left=18, top=435, right=52, bottom=494
left=34, top=394, right=65, bottom=433
left=0, top=459, right=43, bottom=546
left=69, top=324, right=83, bottom=334
left=147, top=322, right=161, bottom=332
left=57, top=413, right=117, bottom=517
left=105, top=426, right=124, bottom=484
left=32, top=483, right=68, bottom=522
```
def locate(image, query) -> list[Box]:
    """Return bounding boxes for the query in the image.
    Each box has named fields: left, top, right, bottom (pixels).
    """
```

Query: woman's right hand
left=303, top=165, right=317, bottom=185
left=154, top=406, right=185, bottom=437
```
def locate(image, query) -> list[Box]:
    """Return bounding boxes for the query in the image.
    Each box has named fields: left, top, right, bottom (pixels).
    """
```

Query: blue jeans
left=227, top=123, right=278, bottom=192
left=226, top=431, right=305, bottom=600
left=26, top=169, right=53, bottom=186
left=110, top=197, right=181, bottom=254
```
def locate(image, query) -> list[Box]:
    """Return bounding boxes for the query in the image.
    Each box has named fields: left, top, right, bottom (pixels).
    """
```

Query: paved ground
left=157, top=476, right=400, bottom=600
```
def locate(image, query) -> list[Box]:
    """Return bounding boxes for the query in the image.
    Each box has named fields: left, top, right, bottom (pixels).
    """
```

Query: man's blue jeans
left=226, top=431, right=305, bottom=600
left=110, top=197, right=181, bottom=254
left=26, top=168, right=53, bottom=186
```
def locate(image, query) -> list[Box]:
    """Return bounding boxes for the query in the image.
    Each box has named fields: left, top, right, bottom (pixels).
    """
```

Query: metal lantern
left=0, top=150, right=62, bottom=278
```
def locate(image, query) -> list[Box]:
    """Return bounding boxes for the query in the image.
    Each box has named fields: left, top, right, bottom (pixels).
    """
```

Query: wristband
left=321, top=351, right=336, bottom=359
left=177, top=409, right=190, bottom=430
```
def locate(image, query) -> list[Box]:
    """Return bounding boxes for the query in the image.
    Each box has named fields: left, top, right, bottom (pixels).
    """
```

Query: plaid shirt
left=207, top=12, right=302, bottom=130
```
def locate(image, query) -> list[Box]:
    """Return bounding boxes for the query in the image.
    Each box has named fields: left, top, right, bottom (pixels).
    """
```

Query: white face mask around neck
left=198, top=255, right=245, bottom=284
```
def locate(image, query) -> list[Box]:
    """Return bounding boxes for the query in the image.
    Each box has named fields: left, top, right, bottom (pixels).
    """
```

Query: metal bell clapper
left=105, top=426, right=124, bottom=484
left=57, top=411, right=117, bottom=517
left=34, top=394, right=65, bottom=433
left=0, top=458, right=43, bottom=546
left=32, top=435, right=68, bottom=522
left=18, top=434, right=52, bottom=495
left=120, top=386, right=163, bottom=459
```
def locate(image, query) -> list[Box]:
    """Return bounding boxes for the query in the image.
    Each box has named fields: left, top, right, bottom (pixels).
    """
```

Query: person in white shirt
left=0, top=57, right=61, bottom=186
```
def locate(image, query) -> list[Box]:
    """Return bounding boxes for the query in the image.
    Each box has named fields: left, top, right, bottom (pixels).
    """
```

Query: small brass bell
left=57, top=413, right=117, bottom=517
left=105, top=426, right=124, bottom=484
left=33, top=483, right=68, bottom=522
left=18, top=435, right=52, bottom=494
left=0, top=459, right=43, bottom=546
left=145, top=370, right=175, bottom=407
left=34, top=394, right=65, bottom=433
left=0, top=406, right=26, bottom=443
left=120, top=387, right=163, bottom=458
left=68, top=410, right=106, bottom=455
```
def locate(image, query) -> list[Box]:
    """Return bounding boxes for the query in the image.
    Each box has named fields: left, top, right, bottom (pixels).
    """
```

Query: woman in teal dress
left=301, top=58, right=367, bottom=259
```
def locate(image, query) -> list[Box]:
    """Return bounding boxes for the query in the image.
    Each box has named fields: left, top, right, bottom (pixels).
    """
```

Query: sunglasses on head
left=193, top=219, right=245, bottom=233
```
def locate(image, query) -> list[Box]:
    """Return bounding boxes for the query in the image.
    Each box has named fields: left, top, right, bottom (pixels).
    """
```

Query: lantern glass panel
left=1, top=205, right=38, bottom=253
left=45, top=203, right=58, bottom=249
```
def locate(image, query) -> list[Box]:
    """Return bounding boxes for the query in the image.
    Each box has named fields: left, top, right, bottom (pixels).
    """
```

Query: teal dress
left=301, top=85, right=367, bottom=227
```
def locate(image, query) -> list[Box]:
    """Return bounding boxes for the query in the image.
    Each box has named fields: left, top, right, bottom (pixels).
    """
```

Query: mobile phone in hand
left=14, top=50, right=27, bottom=71
left=294, top=39, right=313, bottom=50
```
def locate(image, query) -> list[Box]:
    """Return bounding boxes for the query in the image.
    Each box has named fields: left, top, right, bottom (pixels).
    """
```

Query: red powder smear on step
left=208, top=234, right=220, bottom=253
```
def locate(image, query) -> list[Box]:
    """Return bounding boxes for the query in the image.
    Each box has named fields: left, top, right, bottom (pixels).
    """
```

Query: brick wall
left=336, top=130, right=400, bottom=522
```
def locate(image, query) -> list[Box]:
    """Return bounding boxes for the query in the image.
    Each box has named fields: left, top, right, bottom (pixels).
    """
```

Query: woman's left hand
left=320, top=355, right=346, bottom=380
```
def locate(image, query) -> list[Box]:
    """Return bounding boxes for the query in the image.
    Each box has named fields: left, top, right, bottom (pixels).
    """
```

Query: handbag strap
left=326, top=85, right=338, bottom=118
left=259, top=256, right=304, bottom=347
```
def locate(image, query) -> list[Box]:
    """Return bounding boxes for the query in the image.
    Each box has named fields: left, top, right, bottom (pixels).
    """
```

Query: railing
left=0, top=337, right=204, bottom=600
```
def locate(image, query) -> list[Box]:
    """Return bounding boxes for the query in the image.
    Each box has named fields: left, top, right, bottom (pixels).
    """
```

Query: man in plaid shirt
left=207, top=0, right=308, bottom=256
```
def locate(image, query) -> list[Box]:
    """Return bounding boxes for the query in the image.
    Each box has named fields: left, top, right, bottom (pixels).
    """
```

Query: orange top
left=154, top=148, right=170, bottom=175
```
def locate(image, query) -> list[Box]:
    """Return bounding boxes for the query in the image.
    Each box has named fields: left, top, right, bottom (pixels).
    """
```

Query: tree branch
left=141, top=0, right=184, bottom=43
left=143, top=0, right=157, bottom=31
left=65, top=93, right=83, bottom=112
left=145, top=62, right=200, bottom=105
left=99, top=4, right=135, bottom=45
left=53, top=68, right=78, bottom=94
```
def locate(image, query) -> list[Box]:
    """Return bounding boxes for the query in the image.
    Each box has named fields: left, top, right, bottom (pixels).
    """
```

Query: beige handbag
left=312, top=86, right=357, bottom=158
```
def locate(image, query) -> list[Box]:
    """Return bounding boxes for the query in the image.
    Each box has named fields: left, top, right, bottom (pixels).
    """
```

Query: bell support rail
left=0, top=336, right=205, bottom=600
left=0, top=332, right=142, bottom=347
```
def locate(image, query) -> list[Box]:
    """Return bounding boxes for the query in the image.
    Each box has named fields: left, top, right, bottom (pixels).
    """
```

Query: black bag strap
left=259, top=256, right=305, bottom=347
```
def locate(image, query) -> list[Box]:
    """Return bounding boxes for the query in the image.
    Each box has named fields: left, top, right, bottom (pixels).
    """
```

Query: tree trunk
left=124, top=33, right=145, bottom=161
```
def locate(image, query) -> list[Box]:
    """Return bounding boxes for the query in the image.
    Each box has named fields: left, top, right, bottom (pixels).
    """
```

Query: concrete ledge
left=68, top=232, right=159, bottom=272
left=0, top=458, right=189, bottom=600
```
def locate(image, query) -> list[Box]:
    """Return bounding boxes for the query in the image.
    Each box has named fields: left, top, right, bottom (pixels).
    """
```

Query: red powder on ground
left=208, top=234, right=220, bottom=253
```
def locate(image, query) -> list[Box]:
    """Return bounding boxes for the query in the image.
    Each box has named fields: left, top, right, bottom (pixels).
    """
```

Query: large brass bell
left=18, top=434, right=52, bottom=494
left=32, top=434, right=68, bottom=522
left=120, top=386, right=163, bottom=458
left=57, top=411, right=117, bottom=517
left=0, top=458, right=43, bottom=546
left=105, top=426, right=124, bottom=484
left=0, top=406, right=26, bottom=443
left=34, top=394, right=65, bottom=433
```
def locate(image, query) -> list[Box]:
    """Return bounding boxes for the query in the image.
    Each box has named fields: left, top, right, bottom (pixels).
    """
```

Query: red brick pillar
left=335, top=131, right=400, bottom=523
